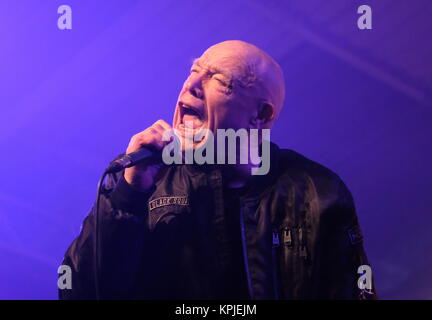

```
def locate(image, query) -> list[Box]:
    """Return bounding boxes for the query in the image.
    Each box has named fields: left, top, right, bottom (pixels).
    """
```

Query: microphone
left=104, top=147, right=161, bottom=174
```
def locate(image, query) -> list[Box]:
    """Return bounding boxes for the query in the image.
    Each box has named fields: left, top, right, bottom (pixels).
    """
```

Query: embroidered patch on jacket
left=148, top=196, right=189, bottom=212
left=348, top=225, right=363, bottom=245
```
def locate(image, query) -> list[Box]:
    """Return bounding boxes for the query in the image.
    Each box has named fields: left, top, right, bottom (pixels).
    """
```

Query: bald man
left=59, top=41, right=376, bottom=300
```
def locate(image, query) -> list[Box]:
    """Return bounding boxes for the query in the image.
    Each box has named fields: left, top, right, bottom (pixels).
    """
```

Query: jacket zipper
left=272, top=230, right=281, bottom=299
left=240, top=205, right=254, bottom=300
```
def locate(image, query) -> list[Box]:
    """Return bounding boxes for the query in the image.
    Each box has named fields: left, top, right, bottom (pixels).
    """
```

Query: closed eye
left=213, top=75, right=229, bottom=86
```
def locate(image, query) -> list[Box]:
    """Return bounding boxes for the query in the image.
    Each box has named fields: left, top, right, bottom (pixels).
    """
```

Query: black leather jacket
left=59, top=143, right=377, bottom=299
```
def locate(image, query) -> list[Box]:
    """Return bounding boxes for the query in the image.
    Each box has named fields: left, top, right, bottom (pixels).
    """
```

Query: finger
left=154, top=119, right=172, bottom=131
left=152, top=121, right=172, bottom=137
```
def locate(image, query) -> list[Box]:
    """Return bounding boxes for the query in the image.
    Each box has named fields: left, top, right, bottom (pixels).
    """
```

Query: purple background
left=0, top=0, right=431, bottom=299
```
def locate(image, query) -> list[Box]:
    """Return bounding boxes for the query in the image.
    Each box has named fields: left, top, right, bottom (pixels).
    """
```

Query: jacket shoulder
left=276, top=149, right=353, bottom=208
left=278, top=149, right=342, bottom=184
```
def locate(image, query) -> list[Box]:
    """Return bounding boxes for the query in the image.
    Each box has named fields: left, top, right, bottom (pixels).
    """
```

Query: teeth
left=182, top=104, right=200, bottom=117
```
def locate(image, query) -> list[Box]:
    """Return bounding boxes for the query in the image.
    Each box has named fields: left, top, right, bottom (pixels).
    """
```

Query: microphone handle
left=104, top=147, right=159, bottom=173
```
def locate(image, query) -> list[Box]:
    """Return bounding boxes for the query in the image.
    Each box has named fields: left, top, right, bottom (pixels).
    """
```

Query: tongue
left=183, top=114, right=203, bottom=129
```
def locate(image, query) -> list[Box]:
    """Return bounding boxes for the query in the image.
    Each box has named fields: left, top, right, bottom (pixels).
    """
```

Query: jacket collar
left=183, top=142, right=282, bottom=203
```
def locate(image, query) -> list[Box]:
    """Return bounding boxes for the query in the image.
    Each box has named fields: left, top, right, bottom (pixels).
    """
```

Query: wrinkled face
left=173, top=44, right=262, bottom=150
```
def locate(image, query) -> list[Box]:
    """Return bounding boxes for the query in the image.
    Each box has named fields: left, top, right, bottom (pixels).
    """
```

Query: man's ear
left=252, top=102, right=274, bottom=128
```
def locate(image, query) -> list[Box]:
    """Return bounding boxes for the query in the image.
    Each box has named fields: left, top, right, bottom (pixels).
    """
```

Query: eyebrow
left=191, top=58, right=231, bottom=79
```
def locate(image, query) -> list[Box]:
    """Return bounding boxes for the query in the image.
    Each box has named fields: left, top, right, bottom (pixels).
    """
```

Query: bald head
left=200, top=40, right=285, bottom=125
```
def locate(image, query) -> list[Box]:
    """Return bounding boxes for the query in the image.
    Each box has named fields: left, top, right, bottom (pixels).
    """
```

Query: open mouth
left=178, top=102, right=205, bottom=130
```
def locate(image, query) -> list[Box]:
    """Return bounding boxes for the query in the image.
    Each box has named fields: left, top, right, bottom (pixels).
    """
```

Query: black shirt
left=212, top=185, right=250, bottom=299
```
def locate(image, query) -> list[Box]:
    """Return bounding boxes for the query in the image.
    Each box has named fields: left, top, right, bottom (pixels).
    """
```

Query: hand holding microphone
left=107, top=119, right=173, bottom=191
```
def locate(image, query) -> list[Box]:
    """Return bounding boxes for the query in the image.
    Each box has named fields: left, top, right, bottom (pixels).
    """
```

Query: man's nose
left=185, top=75, right=204, bottom=99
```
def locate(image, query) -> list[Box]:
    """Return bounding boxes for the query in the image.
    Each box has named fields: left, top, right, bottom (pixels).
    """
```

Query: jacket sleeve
left=58, top=170, right=155, bottom=300
left=313, top=178, right=378, bottom=300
